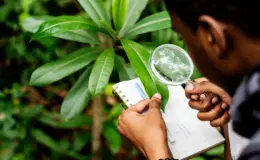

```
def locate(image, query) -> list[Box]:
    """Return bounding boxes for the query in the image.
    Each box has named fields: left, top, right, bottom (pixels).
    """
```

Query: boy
left=117, top=0, right=260, bottom=160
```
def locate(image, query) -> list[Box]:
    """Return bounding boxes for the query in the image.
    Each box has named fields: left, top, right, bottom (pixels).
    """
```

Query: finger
left=201, top=94, right=216, bottom=111
left=197, top=103, right=225, bottom=121
left=200, top=94, right=206, bottom=101
left=117, top=125, right=125, bottom=135
left=210, top=112, right=230, bottom=127
left=185, top=80, right=195, bottom=99
left=129, top=99, right=151, bottom=113
left=194, top=77, right=208, bottom=83
left=191, top=95, right=199, bottom=100
left=148, top=94, right=162, bottom=115
left=149, top=93, right=162, bottom=110
left=185, top=80, right=207, bottom=101
left=185, top=91, right=191, bottom=99
left=221, top=103, right=229, bottom=110
left=187, top=81, right=232, bottom=105
left=211, top=96, right=219, bottom=104
left=188, top=99, right=214, bottom=112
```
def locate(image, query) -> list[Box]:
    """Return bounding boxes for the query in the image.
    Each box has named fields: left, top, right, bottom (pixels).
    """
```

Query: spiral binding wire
left=113, top=85, right=133, bottom=108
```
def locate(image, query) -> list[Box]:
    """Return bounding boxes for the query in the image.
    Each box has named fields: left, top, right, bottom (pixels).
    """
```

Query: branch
left=91, top=95, right=105, bottom=160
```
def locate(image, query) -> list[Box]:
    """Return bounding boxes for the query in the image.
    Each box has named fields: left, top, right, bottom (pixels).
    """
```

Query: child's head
left=165, top=0, right=260, bottom=94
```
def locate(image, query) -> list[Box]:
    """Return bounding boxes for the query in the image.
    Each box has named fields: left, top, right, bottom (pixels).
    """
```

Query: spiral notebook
left=113, top=78, right=225, bottom=160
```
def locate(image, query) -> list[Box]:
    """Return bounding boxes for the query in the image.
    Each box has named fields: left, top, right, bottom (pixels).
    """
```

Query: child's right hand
left=185, top=78, right=232, bottom=127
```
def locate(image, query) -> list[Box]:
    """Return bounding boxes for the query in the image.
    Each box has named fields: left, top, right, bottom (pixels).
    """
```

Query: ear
left=197, top=15, right=228, bottom=60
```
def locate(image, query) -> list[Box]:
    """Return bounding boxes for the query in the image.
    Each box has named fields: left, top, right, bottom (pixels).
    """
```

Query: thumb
left=149, top=93, right=162, bottom=113
left=129, top=99, right=150, bottom=113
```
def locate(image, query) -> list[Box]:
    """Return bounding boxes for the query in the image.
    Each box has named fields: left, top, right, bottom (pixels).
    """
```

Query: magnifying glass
left=149, top=44, right=194, bottom=86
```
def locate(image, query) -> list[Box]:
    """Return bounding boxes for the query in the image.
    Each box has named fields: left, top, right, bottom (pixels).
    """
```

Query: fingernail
left=153, top=93, right=162, bottom=100
left=191, top=95, right=199, bottom=100
left=212, top=97, right=218, bottom=104
left=185, top=82, right=194, bottom=91
left=200, top=94, right=206, bottom=100
left=221, top=103, right=228, bottom=110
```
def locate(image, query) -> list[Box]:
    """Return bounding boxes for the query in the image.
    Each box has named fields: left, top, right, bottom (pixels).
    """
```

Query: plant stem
left=91, top=95, right=104, bottom=160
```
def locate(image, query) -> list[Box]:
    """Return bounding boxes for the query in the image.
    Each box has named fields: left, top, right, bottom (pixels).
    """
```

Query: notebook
left=113, top=78, right=225, bottom=160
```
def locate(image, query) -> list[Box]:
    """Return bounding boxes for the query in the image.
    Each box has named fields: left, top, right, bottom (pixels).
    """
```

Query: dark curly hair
left=164, top=0, right=260, bottom=37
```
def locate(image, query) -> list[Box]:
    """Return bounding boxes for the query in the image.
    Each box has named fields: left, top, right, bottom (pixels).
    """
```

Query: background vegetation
left=1, top=0, right=223, bottom=159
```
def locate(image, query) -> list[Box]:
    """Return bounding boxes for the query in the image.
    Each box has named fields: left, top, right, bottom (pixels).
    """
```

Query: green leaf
left=78, top=0, right=110, bottom=26
left=38, top=113, right=60, bottom=128
left=121, top=40, right=169, bottom=110
left=104, top=123, right=122, bottom=154
left=140, top=42, right=160, bottom=54
left=59, top=115, right=92, bottom=128
left=54, top=30, right=101, bottom=44
left=107, top=103, right=124, bottom=120
left=23, top=16, right=100, bottom=44
left=191, top=67, right=203, bottom=79
left=205, top=145, right=224, bottom=156
left=112, top=0, right=129, bottom=31
left=61, top=67, right=93, bottom=120
left=21, top=0, right=34, bottom=12
left=31, top=129, right=61, bottom=152
left=118, top=0, right=148, bottom=38
left=156, top=82, right=169, bottom=110
left=30, top=47, right=102, bottom=86
left=22, top=16, right=53, bottom=33
left=32, top=16, right=99, bottom=40
left=125, top=11, right=171, bottom=38
left=190, top=157, right=206, bottom=160
left=73, top=132, right=91, bottom=152
left=89, top=48, right=115, bottom=96
left=99, top=20, right=117, bottom=39
left=115, top=55, right=136, bottom=81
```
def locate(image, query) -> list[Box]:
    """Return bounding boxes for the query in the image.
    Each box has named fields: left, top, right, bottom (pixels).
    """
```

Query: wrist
left=144, top=142, right=172, bottom=160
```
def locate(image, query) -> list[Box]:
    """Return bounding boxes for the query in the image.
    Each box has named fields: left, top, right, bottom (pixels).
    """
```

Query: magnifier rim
left=149, top=44, right=194, bottom=86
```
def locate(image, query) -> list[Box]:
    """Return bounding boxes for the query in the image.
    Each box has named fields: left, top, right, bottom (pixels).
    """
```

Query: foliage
left=0, top=0, right=223, bottom=159
left=24, top=0, right=172, bottom=119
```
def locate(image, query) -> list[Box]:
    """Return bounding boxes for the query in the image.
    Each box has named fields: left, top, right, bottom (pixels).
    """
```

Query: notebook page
left=113, top=79, right=148, bottom=107
left=165, top=85, right=225, bottom=159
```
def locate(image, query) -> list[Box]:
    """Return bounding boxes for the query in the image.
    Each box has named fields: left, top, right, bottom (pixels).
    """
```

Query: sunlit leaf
left=30, top=47, right=102, bottom=86
left=112, top=0, right=129, bottom=31
left=88, top=48, right=115, bottom=96
left=23, top=17, right=101, bottom=44
left=121, top=40, right=169, bottom=110
left=78, top=0, right=110, bottom=26
left=61, top=67, right=93, bottom=120
left=118, top=0, right=148, bottom=38
left=32, top=16, right=99, bottom=41
left=115, top=55, right=136, bottom=81
left=125, top=11, right=171, bottom=38
left=107, top=104, right=124, bottom=120
left=22, top=16, right=53, bottom=33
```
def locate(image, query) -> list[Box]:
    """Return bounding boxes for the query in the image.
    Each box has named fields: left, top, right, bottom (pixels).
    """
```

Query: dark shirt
left=231, top=65, right=260, bottom=160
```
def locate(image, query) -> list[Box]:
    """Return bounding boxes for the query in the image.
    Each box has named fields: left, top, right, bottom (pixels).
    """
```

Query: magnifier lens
left=150, top=44, right=194, bottom=85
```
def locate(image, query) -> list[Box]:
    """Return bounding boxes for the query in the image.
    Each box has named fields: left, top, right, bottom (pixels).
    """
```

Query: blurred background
left=0, top=0, right=223, bottom=159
